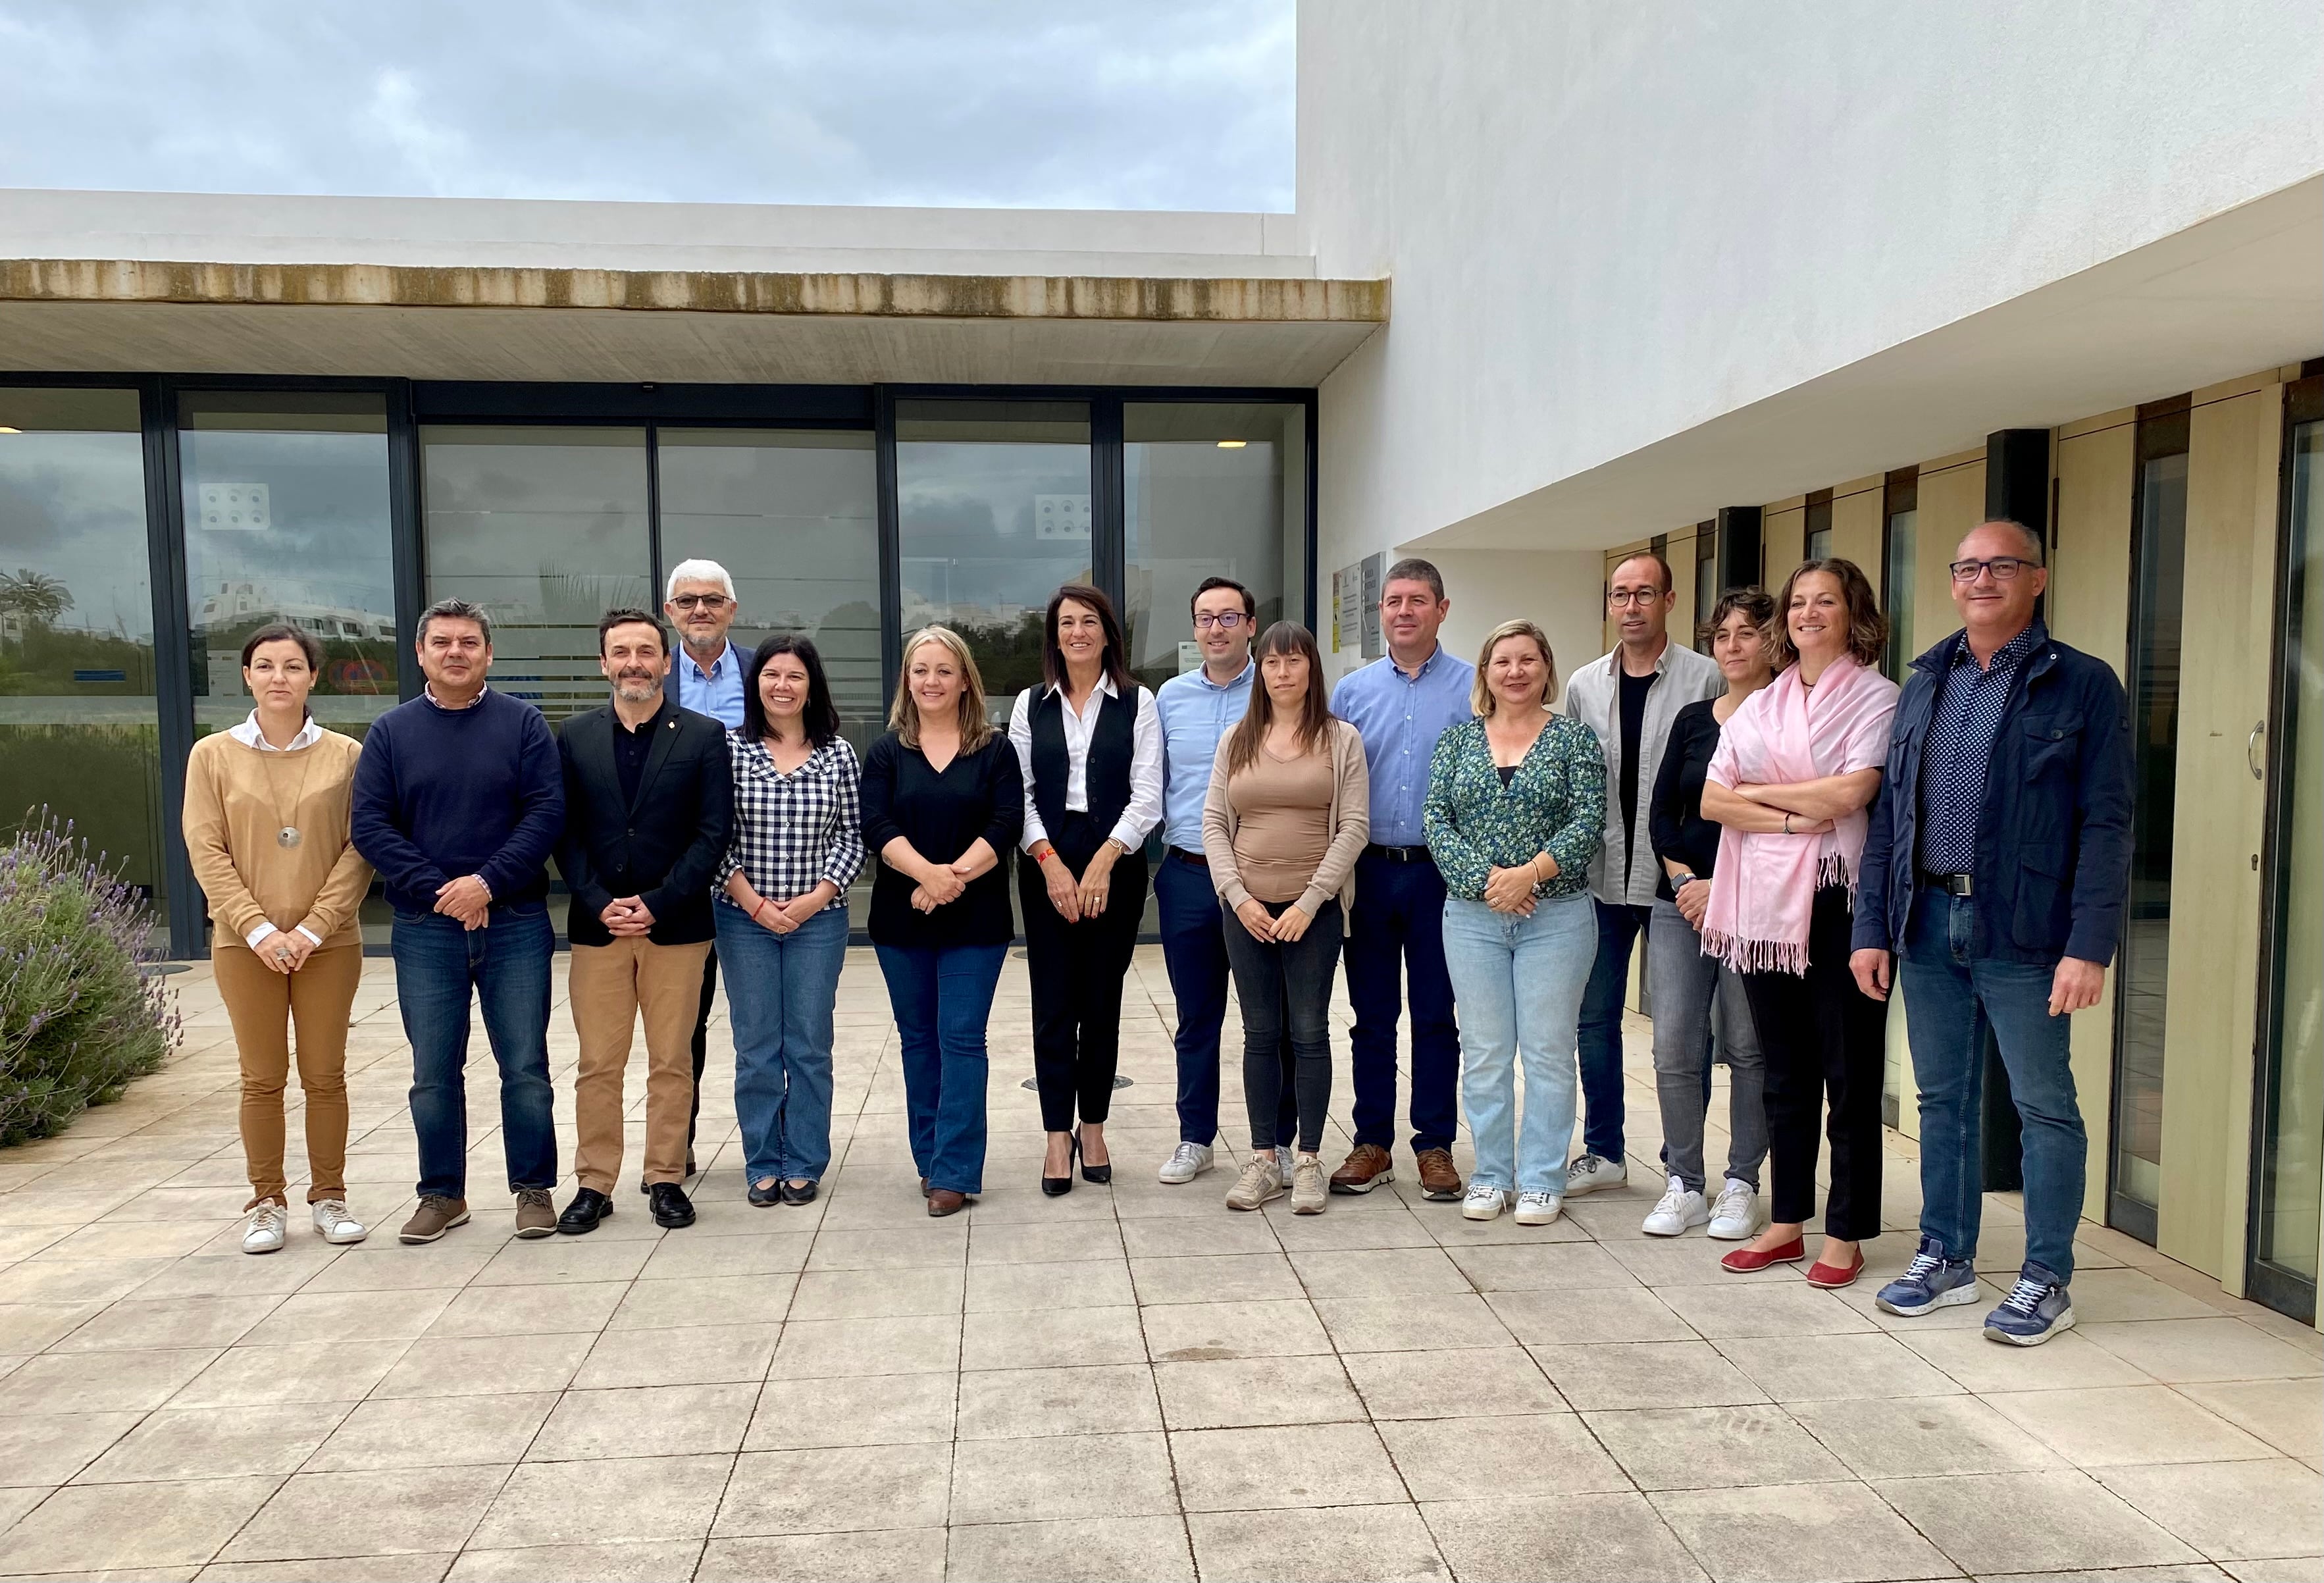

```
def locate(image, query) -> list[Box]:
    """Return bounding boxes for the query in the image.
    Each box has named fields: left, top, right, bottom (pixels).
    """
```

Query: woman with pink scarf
left=1699, top=559, right=1899, bottom=1289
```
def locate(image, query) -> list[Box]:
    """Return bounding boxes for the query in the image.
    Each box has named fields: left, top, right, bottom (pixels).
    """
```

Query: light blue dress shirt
left=1330, top=644, right=1476, bottom=846
left=1154, top=657, right=1256, bottom=853
left=675, top=639, right=747, bottom=730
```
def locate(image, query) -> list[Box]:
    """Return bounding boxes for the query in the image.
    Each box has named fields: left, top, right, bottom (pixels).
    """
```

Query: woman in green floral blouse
left=1424, top=619, right=1607, bottom=1226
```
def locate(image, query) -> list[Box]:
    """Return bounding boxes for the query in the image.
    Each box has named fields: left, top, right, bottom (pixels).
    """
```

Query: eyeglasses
left=1607, top=589, right=1665, bottom=608
left=1193, top=611, right=1248, bottom=630
left=1948, top=557, right=2033, bottom=584
left=669, top=594, right=731, bottom=611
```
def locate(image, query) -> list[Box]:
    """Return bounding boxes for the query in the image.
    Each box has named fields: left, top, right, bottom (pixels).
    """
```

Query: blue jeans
left=716, top=899, right=848, bottom=1185
left=1157, top=852, right=1294, bottom=1149
left=1574, top=899, right=1651, bottom=1163
left=392, top=903, right=557, bottom=1201
left=1902, top=886, right=2088, bottom=1281
left=875, top=941, right=1007, bottom=1196
left=1344, top=852, right=1461, bottom=1155
left=1442, top=893, right=1595, bottom=1193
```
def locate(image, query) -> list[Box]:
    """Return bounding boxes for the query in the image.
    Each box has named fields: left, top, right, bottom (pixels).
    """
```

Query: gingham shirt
left=715, top=733, right=867, bottom=898
left=1919, top=620, right=2044, bottom=873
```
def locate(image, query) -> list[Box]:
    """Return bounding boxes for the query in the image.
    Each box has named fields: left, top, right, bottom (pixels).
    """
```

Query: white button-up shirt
left=1006, top=675, right=1164, bottom=854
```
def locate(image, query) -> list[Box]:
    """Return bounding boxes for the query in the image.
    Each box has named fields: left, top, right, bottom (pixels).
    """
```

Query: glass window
left=180, top=393, right=400, bottom=741
left=421, top=427, right=651, bottom=727
left=657, top=428, right=881, bottom=749
left=895, top=401, right=1092, bottom=717
left=1123, top=402, right=1306, bottom=694
left=1804, top=493, right=1834, bottom=562
left=1693, top=522, right=1718, bottom=651
left=1882, top=469, right=1919, bottom=680
left=0, top=388, right=161, bottom=899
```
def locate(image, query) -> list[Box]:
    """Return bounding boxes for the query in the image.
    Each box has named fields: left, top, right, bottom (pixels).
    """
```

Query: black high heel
left=1076, top=1126, right=1112, bottom=1184
left=1042, top=1131, right=1075, bottom=1197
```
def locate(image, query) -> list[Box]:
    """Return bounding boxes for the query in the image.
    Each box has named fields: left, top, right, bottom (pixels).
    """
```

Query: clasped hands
left=1035, top=839, right=1119, bottom=923
left=598, top=895, right=659, bottom=937
left=434, top=873, right=492, bottom=931
left=251, top=927, right=317, bottom=975
left=910, top=860, right=974, bottom=914
left=1233, top=895, right=1316, bottom=943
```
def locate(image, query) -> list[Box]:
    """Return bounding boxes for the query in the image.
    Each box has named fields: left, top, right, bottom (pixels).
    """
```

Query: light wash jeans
left=1442, top=892, right=1595, bottom=1194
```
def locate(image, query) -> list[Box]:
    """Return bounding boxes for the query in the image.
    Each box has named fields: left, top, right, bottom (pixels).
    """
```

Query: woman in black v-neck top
left=860, top=734, right=1021, bottom=948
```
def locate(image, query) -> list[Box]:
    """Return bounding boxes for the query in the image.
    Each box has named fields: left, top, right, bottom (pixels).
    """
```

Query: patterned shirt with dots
left=1918, top=619, right=2046, bottom=874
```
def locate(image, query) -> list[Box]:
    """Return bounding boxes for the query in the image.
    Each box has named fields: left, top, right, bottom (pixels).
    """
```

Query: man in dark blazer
left=555, top=608, right=733, bottom=1232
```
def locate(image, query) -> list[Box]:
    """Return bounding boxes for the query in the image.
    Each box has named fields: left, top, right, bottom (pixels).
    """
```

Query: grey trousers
left=1647, top=896, right=1769, bottom=1193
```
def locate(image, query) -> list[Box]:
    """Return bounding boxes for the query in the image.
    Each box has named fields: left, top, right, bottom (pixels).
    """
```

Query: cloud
left=0, top=0, right=1295, bottom=211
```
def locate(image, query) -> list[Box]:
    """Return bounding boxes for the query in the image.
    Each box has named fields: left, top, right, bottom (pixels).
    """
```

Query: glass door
left=2109, top=403, right=2190, bottom=1243
left=2249, top=383, right=2323, bottom=1320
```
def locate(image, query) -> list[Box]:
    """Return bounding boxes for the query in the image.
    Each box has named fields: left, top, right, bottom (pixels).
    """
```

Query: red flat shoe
left=1805, top=1253, right=1865, bottom=1289
left=1721, top=1237, right=1805, bottom=1272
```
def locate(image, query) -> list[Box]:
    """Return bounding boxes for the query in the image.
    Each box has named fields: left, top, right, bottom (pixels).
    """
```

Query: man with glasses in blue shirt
left=660, top=557, right=749, bottom=1183
left=1853, top=520, right=2132, bottom=1346
left=1156, top=577, right=1299, bottom=1182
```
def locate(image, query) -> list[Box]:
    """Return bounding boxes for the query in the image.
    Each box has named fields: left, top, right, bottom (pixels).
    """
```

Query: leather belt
left=1366, top=843, right=1433, bottom=864
left=1168, top=846, right=1208, bottom=867
left=1923, top=871, right=1975, bottom=896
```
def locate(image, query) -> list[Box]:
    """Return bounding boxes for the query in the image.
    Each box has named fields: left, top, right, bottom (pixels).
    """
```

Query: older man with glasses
left=1853, top=520, right=2133, bottom=1346
left=661, top=557, right=750, bottom=1183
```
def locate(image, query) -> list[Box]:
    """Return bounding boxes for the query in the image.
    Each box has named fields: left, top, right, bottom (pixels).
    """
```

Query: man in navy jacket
left=353, top=598, right=565, bottom=1246
left=1850, top=521, right=2133, bottom=1346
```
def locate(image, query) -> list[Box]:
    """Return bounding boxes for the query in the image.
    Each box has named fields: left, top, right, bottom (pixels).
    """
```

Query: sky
left=0, top=0, right=1296, bottom=211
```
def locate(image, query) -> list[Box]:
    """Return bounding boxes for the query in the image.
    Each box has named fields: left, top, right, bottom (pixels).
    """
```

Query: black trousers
left=1222, top=897, right=1343, bottom=1155
left=685, top=945, right=717, bottom=1159
left=1019, top=813, right=1148, bottom=1132
left=1740, top=885, right=1890, bottom=1242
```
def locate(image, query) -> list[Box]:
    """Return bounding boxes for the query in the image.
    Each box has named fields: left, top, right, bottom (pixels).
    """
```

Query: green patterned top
left=1423, top=712, right=1605, bottom=902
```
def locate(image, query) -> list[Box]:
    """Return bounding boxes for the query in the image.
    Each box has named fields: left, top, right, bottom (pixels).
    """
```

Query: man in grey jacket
left=1561, top=552, right=1724, bottom=1197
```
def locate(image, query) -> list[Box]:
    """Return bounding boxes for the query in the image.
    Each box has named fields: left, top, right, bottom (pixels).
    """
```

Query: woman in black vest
left=1007, top=584, right=1164, bottom=1195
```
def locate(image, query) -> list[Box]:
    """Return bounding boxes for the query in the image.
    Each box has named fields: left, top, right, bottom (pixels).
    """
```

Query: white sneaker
left=1641, top=1175, right=1710, bottom=1237
left=311, top=1199, right=369, bottom=1245
left=1462, top=1183, right=1511, bottom=1221
left=1159, top=1142, right=1214, bottom=1184
left=1225, top=1154, right=1285, bottom=1212
left=1707, top=1178, right=1761, bottom=1241
left=242, top=1201, right=288, bottom=1255
left=1290, top=1153, right=1328, bottom=1215
left=1514, top=1191, right=1564, bottom=1226
left=1563, top=1153, right=1628, bottom=1197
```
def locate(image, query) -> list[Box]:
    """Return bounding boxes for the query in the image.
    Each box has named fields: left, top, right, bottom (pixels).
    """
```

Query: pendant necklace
left=257, top=726, right=319, bottom=850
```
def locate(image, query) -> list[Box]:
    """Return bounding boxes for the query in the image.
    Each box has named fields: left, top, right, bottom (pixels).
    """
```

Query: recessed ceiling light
left=0, top=427, right=20, bottom=434
left=1216, top=439, right=1247, bottom=448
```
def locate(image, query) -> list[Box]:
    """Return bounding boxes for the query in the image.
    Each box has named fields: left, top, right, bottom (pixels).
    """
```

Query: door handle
left=2248, top=720, right=2266, bottom=781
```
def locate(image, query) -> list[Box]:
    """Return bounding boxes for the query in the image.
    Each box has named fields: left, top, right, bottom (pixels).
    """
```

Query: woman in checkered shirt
left=714, top=636, right=865, bottom=1208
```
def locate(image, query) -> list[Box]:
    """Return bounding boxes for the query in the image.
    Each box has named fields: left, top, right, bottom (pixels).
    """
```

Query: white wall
left=1427, top=550, right=1605, bottom=710
left=1301, top=0, right=2324, bottom=576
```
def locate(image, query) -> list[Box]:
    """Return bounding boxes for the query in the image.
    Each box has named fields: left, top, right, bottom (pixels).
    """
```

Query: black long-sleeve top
left=860, top=731, right=1024, bottom=948
left=1647, top=696, right=1726, bottom=904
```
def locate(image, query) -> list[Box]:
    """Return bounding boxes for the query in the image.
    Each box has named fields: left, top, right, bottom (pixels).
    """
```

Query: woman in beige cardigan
left=1201, top=621, right=1369, bottom=1214
left=182, top=623, right=373, bottom=1255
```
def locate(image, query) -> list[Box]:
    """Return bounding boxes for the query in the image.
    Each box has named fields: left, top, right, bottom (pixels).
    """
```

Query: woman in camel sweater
left=182, top=623, right=374, bottom=1255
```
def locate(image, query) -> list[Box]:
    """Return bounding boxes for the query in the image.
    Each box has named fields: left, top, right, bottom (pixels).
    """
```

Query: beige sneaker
left=1225, top=1153, right=1285, bottom=1211
left=398, top=1195, right=469, bottom=1245
left=514, top=1189, right=557, bottom=1239
left=1291, top=1153, right=1328, bottom=1215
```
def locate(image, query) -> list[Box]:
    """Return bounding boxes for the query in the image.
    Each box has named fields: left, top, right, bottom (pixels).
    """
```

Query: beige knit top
left=1201, top=717, right=1370, bottom=916
left=182, top=727, right=373, bottom=950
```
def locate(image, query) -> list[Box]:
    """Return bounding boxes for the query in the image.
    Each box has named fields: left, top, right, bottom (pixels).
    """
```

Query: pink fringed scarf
left=1699, top=656, right=1899, bottom=976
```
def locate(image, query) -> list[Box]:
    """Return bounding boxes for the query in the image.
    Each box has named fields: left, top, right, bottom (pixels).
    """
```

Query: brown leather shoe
left=1414, top=1148, right=1464, bottom=1201
left=927, top=1189, right=970, bottom=1217
left=1329, top=1143, right=1395, bottom=1195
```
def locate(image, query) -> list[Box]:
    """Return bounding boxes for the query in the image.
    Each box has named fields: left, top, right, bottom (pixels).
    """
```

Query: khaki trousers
left=214, top=939, right=363, bottom=1208
left=569, top=937, right=713, bottom=1193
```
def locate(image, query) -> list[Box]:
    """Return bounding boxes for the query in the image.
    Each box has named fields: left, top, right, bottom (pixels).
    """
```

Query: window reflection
left=0, top=388, right=161, bottom=897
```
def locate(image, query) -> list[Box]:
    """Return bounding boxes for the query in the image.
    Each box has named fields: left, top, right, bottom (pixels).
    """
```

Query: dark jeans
left=1740, top=886, right=1889, bottom=1242
left=1575, top=898, right=1653, bottom=1164
left=876, top=941, right=1007, bottom=1196
left=1018, top=814, right=1147, bottom=1131
left=1343, top=852, right=1459, bottom=1155
left=1902, top=886, right=2088, bottom=1280
left=686, top=945, right=718, bottom=1156
left=1156, top=852, right=1294, bottom=1149
left=392, top=902, right=557, bottom=1201
left=1223, top=898, right=1343, bottom=1154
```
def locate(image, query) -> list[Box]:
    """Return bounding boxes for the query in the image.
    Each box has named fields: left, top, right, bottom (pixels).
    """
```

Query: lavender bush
left=0, top=810, right=180, bottom=1146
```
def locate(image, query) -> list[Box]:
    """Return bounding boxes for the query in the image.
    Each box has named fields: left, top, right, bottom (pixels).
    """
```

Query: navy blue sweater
left=351, top=688, right=566, bottom=915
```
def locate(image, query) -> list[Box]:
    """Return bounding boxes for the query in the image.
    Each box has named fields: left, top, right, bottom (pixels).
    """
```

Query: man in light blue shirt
left=662, top=558, right=748, bottom=730
left=1327, top=558, right=1475, bottom=1201
left=1154, top=577, right=1296, bottom=1183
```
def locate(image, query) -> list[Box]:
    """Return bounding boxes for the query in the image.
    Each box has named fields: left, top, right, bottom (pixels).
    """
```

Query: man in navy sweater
left=353, top=598, right=567, bottom=1245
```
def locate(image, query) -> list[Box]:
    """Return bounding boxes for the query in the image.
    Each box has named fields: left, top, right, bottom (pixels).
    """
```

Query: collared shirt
left=422, top=683, right=488, bottom=711
left=715, top=733, right=866, bottom=899
left=228, top=710, right=328, bottom=949
left=1562, top=638, right=1724, bottom=906
left=676, top=640, right=746, bottom=729
left=610, top=696, right=668, bottom=807
left=1919, top=619, right=2046, bottom=873
left=1155, top=658, right=1255, bottom=852
left=1330, top=644, right=1477, bottom=846
left=1006, top=676, right=1164, bottom=853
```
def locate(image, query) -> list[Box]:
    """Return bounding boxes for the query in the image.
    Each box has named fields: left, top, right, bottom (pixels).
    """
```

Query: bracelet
left=1782, top=813, right=1794, bottom=835
left=1035, top=846, right=1055, bottom=865
left=751, top=898, right=773, bottom=924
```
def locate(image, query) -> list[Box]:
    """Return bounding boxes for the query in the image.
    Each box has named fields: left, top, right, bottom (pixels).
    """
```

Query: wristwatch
left=1672, top=871, right=1700, bottom=890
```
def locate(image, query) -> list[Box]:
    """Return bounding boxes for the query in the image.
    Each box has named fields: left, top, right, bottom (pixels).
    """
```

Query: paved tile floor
left=0, top=946, right=2318, bottom=1582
